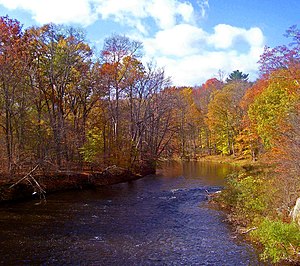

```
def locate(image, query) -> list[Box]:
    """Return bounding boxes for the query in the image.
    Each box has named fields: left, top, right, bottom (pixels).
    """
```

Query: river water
left=0, top=161, right=260, bottom=265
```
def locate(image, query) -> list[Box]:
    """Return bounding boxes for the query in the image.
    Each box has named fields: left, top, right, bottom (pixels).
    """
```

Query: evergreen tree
left=226, top=70, right=249, bottom=83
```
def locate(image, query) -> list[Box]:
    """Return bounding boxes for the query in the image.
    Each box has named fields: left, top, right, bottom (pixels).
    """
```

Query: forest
left=0, top=16, right=300, bottom=262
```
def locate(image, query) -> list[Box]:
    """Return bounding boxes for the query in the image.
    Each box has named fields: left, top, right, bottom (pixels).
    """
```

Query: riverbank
left=198, top=154, right=263, bottom=168
left=203, top=155, right=300, bottom=265
left=0, top=165, right=154, bottom=203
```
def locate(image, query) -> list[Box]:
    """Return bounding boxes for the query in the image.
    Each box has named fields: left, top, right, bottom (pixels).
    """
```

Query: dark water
left=0, top=161, right=260, bottom=265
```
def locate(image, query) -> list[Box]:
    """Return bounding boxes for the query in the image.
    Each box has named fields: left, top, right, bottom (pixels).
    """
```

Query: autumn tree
left=79, top=35, right=173, bottom=171
left=249, top=25, right=300, bottom=212
left=0, top=16, right=29, bottom=173
left=248, top=70, right=298, bottom=149
left=99, top=34, right=143, bottom=165
left=239, top=78, right=269, bottom=160
left=24, top=24, right=94, bottom=168
left=124, top=62, right=172, bottom=168
left=193, top=78, right=223, bottom=155
left=259, top=25, right=300, bottom=82
left=173, top=87, right=203, bottom=159
left=207, top=80, right=249, bottom=155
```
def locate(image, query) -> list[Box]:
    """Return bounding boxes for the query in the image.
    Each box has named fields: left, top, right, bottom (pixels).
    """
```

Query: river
left=0, top=161, right=260, bottom=265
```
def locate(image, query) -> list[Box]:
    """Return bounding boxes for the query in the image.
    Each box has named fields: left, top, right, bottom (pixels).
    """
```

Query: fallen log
left=0, top=165, right=145, bottom=203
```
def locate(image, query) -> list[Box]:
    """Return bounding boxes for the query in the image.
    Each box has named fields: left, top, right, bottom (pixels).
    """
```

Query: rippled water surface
left=0, top=161, right=259, bottom=265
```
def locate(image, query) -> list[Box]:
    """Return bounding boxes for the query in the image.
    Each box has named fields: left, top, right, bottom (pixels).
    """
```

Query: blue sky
left=0, top=0, right=299, bottom=86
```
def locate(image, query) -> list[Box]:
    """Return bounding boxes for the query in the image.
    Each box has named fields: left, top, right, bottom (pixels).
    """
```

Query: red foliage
left=259, top=25, right=300, bottom=76
left=202, top=78, right=223, bottom=90
left=240, top=76, right=269, bottom=109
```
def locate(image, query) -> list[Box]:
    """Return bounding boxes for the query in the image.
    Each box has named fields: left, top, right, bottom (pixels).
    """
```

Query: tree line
left=1, top=15, right=300, bottom=192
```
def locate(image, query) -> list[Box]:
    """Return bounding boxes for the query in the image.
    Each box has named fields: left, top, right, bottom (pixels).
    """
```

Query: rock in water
left=291, top=197, right=300, bottom=226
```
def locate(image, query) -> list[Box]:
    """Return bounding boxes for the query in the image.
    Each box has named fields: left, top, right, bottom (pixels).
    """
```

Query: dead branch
left=8, top=164, right=46, bottom=200
left=9, top=165, right=39, bottom=189
left=240, top=227, right=258, bottom=234
left=30, top=174, right=46, bottom=194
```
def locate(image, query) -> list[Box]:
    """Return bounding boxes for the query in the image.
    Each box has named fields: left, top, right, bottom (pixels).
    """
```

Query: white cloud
left=208, top=24, right=244, bottom=49
left=245, top=27, right=264, bottom=47
left=95, top=0, right=146, bottom=20
left=94, top=0, right=197, bottom=32
left=0, top=0, right=96, bottom=25
left=143, top=24, right=207, bottom=57
left=208, top=24, right=264, bottom=50
left=156, top=49, right=262, bottom=86
left=146, top=0, right=195, bottom=29
left=0, top=0, right=265, bottom=86
left=0, top=0, right=199, bottom=32
left=177, top=2, right=194, bottom=22
left=142, top=24, right=265, bottom=86
left=155, top=52, right=229, bottom=85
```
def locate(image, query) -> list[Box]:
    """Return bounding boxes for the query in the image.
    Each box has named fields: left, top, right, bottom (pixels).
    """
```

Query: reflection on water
left=157, top=160, right=235, bottom=186
left=0, top=161, right=259, bottom=265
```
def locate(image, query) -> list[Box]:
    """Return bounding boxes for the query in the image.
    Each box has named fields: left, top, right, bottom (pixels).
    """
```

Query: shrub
left=220, top=172, right=269, bottom=223
left=251, top=218, right=300, bottom=263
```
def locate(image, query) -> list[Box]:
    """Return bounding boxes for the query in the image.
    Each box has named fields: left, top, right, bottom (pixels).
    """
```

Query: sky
left=0, top=0, right=299, bottom=86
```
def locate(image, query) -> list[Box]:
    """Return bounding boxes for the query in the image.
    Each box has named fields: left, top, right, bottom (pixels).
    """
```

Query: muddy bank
left=0, top=165, right=154, bottom=203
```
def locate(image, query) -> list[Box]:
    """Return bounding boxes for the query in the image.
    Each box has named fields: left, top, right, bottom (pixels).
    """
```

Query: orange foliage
left=241, top=76, right=269, bottom=109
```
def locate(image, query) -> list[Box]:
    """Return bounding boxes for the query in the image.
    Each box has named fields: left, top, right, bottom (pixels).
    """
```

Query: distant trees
left=163, top=72, right=250, bottom=159
left=193, top=78, right=223, bottom=155
left=207, top=81, right=249, bottom=155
